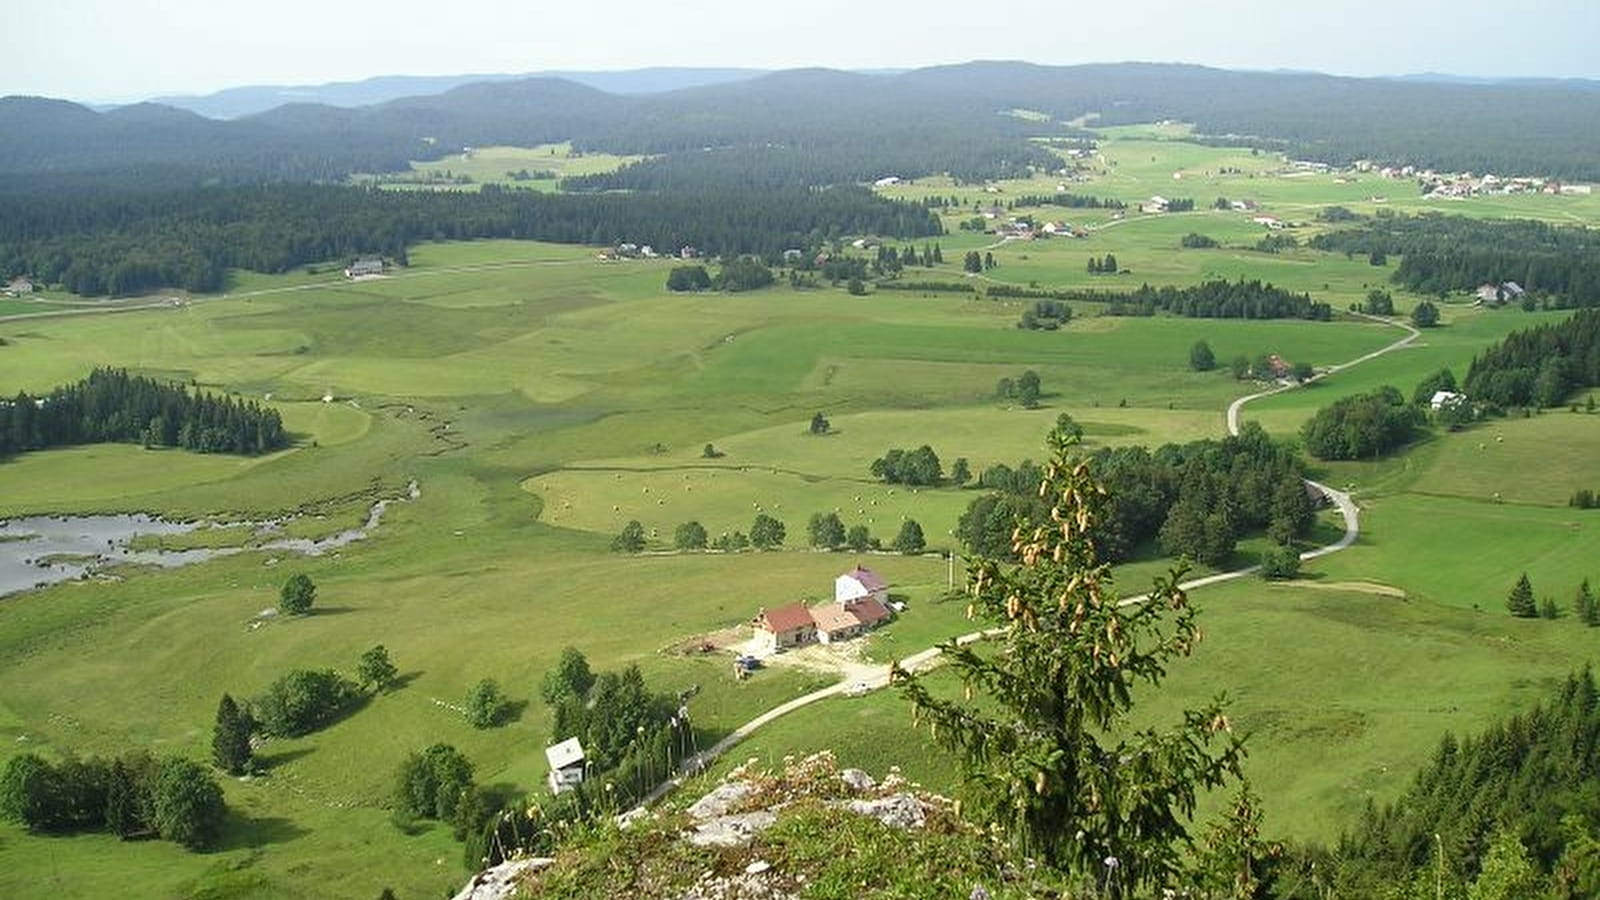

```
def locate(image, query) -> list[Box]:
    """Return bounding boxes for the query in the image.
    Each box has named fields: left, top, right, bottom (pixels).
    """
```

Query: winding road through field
left=629, top=309, right=1421, bottom=814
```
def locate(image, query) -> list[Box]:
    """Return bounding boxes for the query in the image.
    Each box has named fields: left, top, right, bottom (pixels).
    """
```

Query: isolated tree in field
left=846, top=524, right=873, bottom=553
left=1016, top=369, right=1042, bottom=409
left=540, top=646, right=595, bottom=705
left=357, top=644, right=398, bottom=693
left=807, top=512, right=846, bottom=550
left=963, top=251, right=983, bottom=273
left=1363, top=289, right=1395, bottom=315
left=254, top=668, right=361, bottom=737
left=846, top=275, right=866, bottom=296
left=152, top=757, right=226, bottom=850
left=809, top=411, right=830, bottom=435
left=984, top=251, right=996, bottom=270
left=894, top=435, right=1245, bottom=896
left=279, top=573, right=316, bottom=616
left=1577, top=579, right=1599, bottom=626
left=465, top=679, right=511, bottom=729
left=665, top=265, right=711, bottom=292
left=1230, top=354, right=1251, bottom=381
left=950, top=457, right=971, bottom=486
left=1507, top=573, right=1537, bottom=618
left=1291, top=361, right=1314, bottom=382
left=673, top=520, right=708, bottom=550
left=1540, top=597, right=1560, bottom=620
left=1369, top=249, right=1387, bottom=266
left=701, top=442, right=721, bottom=458
left=749, top=514, right=786, bottom=550
left=1102, top=252, right=1118, bottom=273
left=611, top=520, right=646, bottom=553
left=211, top=693, right=253, bottom=775
left=1412, top=300, right=1440, bottom=328
left=1190, top=339, right=1216, bottom=372
left=1260, top=544, right=1301, bottom=580
left=395, top=744, right=475, bottom=821
left=892, top=519, right=926, bottom=554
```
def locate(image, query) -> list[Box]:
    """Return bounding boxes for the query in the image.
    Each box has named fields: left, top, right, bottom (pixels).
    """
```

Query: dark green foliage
left=712, top=530, right=749, bottom=551
left=357, top=645, right=398, bottom=693
left=1190, top=339, right=1216, bottom=371
left=1017, top=299, right=1072, bottom=330
left=1103, top=279, right=1332, bottom=320
left=1301, top=386, right=1426, bottom=460
left=464, top=679, right=512, bottom=729
left=210, top=693, right=253, bottom=775
left=1412, top=299, right=1441, bottom=328
left=1542, top=597, right=1561, bottom=620
left=749, top=514, right=785, bottom=550
left=278, top=573, right=316, bottom=616
left=1180, top=232, right=1219, bottom=249
left=394, top=744, right=475, bottom=822
left=254, top=668, right=362, bottom=737
left=1577, top=580, right=1599, bottom=626
left=891, top=519, right=926, bottom=555
left=1087, top=252, right=1119, bottom=274
left=809, top=411, right=830, bottom=435
left=1412, top=367, right=1459, bottom=406
left=1323, top=670, right=1600, bottom=895
left=1, top=751, right=223, bottom=850
left=1362, top=289, right=1395, bottom=315
left=1190, top=784, right=1283, bottom=898
left=1231, top=355, right=1251, bottom=380
left=701, top=442, right=721, bottom=458
left=664, top=265, right=710, bottom=292
left=846, top=524, right=873, bottom=553
left=672, top=520, right=708, bottom=550
left=1290, top=361, right=1314, bottom=382
left=1310, top=213, right=1600, bottom=306
left=1508, top=573, right=1538, bottom=618
left=896, top=435, right=1245, bottom=896
left=869, top=445, right=943, bottom=485
left=807, top=512, right=846, bottom=550
left=1259, top=544, right=1301, bottom=580
left=545, top=662, right=679, bottom=774
left=0, top=367, right=286, bottom=459
left=0, top=184, right=938, bottom=297
left=1254, top=233, right=1298, bottom=254
left=611, top=520, right=646, bottom=553
left=1464, top=309, right=1600, bottom=408
left=1013, top=192, right=1125, bottom=210
left=950, top=457, right=971, bottom=486
left=1267, top=477, right=1316, bottom=545
left=713, top=256, right=774, bottom=292
left=540, top=647, right=596, bottom=706
left=152, top=757, right=226, bottom=850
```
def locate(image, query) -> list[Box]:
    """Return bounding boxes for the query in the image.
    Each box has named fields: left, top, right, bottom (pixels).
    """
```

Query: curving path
left=627, top=310, right=1419, bottom=816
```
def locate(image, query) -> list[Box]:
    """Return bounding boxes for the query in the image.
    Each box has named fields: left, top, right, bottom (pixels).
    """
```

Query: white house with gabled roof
left=546, top=737, right=586, bottom=795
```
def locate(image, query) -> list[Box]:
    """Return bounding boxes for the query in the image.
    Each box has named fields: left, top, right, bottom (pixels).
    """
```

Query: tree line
left=0, top=184, right=941, bottom=297
left=1300, top=386, right=1427, bottom=460
left=1464, top=309, right=1600, bottom=408
left=0, top=751, right=226, bottom=850
left=1309, top=213, right=1600, bottom=307
left=1102, top=279, right=1334, bottom=320
left=0, top=368, right=287, bottom=458
left=956, top=422, right=1314, bottom=566
left=1312, top=668, right=1600, bottom=897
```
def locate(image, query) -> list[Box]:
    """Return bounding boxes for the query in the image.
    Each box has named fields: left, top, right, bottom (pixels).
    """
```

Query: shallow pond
left=0, top=482, right=418, bottom=598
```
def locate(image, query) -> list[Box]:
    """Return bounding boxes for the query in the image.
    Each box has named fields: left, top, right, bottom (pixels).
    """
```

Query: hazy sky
left=6, top=0, right=1598, bottom=101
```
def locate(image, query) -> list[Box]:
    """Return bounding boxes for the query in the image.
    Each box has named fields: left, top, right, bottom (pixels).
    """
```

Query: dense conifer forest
left=1309, top=213, right=1600, bottom=305
left=1101, top=279, right=1334, bottom=320
left=1463, top=309, right=1600, bottom=407
left=0, top=368, right=286, bottom=457
left=0, top=185, right=940, bottom=296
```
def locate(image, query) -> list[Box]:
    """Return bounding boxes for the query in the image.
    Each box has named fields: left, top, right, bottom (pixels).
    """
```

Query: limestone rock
left=838, top=768, right=876, bottom=792
left=845, top=793, right=928, bottom=830
left=687, top=780, right=754, bottom=821
left=449, top=856, right=555, bottom=900
left=685, top=810, right=778, bottom=847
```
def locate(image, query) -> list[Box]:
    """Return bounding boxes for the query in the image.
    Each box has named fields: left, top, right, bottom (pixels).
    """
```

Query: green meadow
left=1, top=129, right=1597, bottom=898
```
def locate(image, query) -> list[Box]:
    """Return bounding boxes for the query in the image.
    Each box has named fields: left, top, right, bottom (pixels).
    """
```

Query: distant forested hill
left=5, top=62, right=1599, bottom=188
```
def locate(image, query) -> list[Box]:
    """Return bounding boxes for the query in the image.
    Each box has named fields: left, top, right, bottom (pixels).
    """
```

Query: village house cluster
left=752, top=566, right=895, bottom=653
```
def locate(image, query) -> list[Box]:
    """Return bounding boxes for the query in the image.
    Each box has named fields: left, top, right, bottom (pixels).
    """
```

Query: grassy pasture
left=352, top=143, right=644, bottom=192
left=2, top=127, right=1599, bottom=897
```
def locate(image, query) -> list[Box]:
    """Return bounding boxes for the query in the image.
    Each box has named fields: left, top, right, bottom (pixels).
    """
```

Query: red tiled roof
left=811, top=604, right=861, bottom=634
left=758, top=602, right=815, bottom=634
left=847, top=597, right=892, bottom=627
left=844, top=566, right=888, bottom=593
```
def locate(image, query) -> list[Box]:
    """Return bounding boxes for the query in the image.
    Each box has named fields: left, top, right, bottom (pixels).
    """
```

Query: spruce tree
left=1540, top=597, right=1559, bottom=620
left=1507, top=573, right=1537, bottom=618
left=1578, top=579, right=1598, bottom=626
left=211, top=694, right=253, bottom=776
